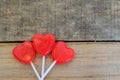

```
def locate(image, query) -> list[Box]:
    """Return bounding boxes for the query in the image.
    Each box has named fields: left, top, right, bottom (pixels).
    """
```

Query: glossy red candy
left=32, top=34, right=55, bottom=56
left=13, top=41, right=35, bottom=64
left=52, top=41, right=75, bottom=64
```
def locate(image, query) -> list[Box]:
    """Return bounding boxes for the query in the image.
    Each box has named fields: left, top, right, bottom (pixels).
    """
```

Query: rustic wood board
left=0, top=42, right=120, bottom=80
left=0, top=0, right=120, bottom=41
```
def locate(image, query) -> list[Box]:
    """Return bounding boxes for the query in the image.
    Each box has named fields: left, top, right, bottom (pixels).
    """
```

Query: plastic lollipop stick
left=42, top=56, right=45, bottom=77
left=30, top=62, right=41, bottom=80
left=41, top=61, right=56, bottom=80
left=12, top=41, right=41, bottom=80
left=41, top=41, right=75, bottom=79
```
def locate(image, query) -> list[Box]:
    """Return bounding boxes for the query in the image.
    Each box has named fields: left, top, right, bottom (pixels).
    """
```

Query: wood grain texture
left=0, top=42, right=120, bottom=80
left=0, top=0, right=120, bottom=41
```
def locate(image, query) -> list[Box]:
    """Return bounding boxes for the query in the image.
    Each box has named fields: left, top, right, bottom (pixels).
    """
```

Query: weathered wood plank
left=0, top=42, right=120, bottom=80
left=0, top=0, right=120, bottom=41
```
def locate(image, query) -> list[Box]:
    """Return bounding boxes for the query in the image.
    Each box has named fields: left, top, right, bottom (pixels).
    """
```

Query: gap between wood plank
left=1, top=40, right=120, bottom=43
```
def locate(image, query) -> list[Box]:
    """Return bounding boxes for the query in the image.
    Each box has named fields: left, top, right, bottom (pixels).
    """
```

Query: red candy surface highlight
left=32, top=34, right=55, bottom=56
left=52, top=41, right=75, bottom=64
left=13, top=41, right=35, bottom=64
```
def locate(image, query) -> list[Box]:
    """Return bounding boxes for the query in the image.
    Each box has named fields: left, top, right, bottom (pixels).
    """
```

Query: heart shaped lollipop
left=12, top=41, right=41, bottom=80
left=41, top=41, right=75, bottom=80
left=52, top=41, right=74, bottom=64
left=32, top=33, right=55, bottom=56
left=13, top=41, right=35, bottom=64
left=32, top=33, right=55, bottom=79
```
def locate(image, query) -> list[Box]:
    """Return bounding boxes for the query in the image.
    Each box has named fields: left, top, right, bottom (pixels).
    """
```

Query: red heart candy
left=13, top=41, right=35, bottom=64
left=32, top=34, right=55, bottom=56
left=52, top=41, right=75, bottom=64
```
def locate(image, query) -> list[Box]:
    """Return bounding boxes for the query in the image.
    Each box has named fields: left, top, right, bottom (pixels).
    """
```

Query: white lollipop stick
left=40, top=61, right=56, bottom=80
left=30, top=62, right=41, bottom=80
left=41, top=56, right=45, bottom=80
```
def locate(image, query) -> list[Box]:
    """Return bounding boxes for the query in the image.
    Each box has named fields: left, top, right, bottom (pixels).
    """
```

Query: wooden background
left=1, top=0, right=120, bottom=80
left=0, top=0, right=120, bottom=41
left=1, top=42, right=120, bottom=80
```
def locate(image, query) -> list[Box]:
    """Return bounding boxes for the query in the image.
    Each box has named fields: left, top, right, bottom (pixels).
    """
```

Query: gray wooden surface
left=0, top=0, right=120, bottom=41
